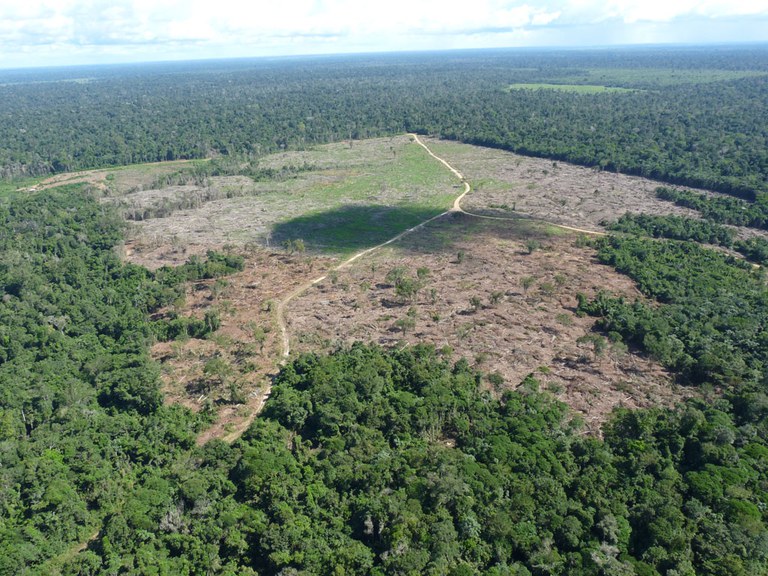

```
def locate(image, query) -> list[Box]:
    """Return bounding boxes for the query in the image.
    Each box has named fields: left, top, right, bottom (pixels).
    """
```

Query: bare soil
left=424, top=138, right=768, bottom=241
left=285, top=215, right=692, bottom=434
left=113, top=136, right=723, bottom=439
left=127, top=243, right=336, bottom=444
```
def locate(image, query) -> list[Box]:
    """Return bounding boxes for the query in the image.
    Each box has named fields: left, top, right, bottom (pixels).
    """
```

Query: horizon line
left=2, top=40, right=767, bottom=73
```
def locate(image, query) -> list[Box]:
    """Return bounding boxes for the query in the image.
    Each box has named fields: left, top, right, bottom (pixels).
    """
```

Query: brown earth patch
left=123, top=243, right=337, bottom=444
left=285, top=215, right=694, bottom=434
left=111, top=136, right=722, bottom=440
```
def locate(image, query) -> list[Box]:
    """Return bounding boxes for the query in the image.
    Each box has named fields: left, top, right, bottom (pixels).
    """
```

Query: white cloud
left=567, top=0, right=768, bottom=23
left=0, top=0, right=766, bottom=67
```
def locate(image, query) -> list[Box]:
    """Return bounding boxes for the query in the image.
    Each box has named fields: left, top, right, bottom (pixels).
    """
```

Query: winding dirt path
left=275, top=134, right=472, bottom=362
left=411, top=135, right=605, bottom=236
left=221, top=133, right=604, bottom=443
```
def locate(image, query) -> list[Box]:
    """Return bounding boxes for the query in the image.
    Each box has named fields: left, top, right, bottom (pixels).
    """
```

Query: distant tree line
left=656, top=186, right=768, bottom=225
left=606, top=211, right=768, bottom=265
left=1, top=46, right=767, bottom=198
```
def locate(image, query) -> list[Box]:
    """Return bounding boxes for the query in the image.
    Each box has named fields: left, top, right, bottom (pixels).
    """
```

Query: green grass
left=108, top=135, right=462, bottom=253
left=506, top=83, right=636, bottom=94
left=272, top=204, right=447, bottom=255
left=308, top=148, right=449, bottom=204
left=554, top=68, right=767, bottom=88
left=269, top=138, right=458, bottom=254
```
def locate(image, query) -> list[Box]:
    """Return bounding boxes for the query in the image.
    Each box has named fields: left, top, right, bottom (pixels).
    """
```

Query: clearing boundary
left=221, top=133, right=604, bottom=443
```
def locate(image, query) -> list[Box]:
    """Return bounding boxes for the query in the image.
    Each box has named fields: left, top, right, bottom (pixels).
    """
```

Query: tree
left=203, top=356, right=232, bottom=391
left=525, top=240, right=542, bottom=254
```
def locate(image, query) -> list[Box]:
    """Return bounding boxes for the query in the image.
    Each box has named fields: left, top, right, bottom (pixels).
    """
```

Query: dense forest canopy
left=1, top=46, right=767, bottom=197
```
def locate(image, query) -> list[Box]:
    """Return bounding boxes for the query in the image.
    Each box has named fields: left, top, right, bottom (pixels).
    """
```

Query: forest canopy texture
left=1, top=46, right=767, bottom=198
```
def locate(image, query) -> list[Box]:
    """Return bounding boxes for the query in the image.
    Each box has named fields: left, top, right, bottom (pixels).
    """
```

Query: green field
left=555, top=68, right=767, bottom=88
left=506, top=83, right=636, bottom=94
left=113, top=135, right=460, bottom=254
left=0, top=175, right=40, bottom=199
left=507, top=69, right=767, bottom=93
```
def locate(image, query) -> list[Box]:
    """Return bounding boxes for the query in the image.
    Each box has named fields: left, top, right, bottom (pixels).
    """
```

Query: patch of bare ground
left=423, top=138, right=768, bottom=242
left=112, top=135, right=740, bottom=441
left=286, top=215, right=695, bottom=434
left=123, top=242, right=336, bottom=444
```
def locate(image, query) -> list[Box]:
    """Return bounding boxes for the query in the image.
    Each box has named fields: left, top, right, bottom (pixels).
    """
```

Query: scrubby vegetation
left=607, top=213, right=735, bottom=247
left=578, top=235, right=767, bottom=387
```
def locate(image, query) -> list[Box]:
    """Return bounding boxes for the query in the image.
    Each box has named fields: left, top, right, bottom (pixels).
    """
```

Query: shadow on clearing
left=271, top=204, right=450, bottom=255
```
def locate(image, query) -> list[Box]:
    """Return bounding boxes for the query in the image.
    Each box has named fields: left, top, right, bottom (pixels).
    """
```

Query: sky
left=1, top=0, right=767, bottom=69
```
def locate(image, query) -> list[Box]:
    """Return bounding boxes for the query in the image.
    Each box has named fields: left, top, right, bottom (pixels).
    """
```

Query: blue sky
left=1, top=0, right=767, bottom=69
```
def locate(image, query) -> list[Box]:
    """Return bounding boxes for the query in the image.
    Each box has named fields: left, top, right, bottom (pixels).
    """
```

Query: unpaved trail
left=412, top=134, right=605, bottom=236
left=275, top=134, right=467, bottom=362
left=218, top=133, right=605, bottom=444
left=19, top=158, right=201, bottom=194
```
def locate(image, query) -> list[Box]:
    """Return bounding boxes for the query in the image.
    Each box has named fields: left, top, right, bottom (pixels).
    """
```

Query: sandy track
left=275, top=134, right=467, bottom=362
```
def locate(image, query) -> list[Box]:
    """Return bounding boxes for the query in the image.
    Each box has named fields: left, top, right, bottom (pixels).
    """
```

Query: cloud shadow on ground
left=270, top=204, right=451, bottom=254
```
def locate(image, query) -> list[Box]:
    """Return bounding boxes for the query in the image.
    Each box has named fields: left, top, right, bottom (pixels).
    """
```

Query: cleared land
left=118, top=135, right=457, bottom=256
left=19, top=159, right=203, bottom=195
left=33, top=134, right=767, bottom=438
left=101, top=135, right=715, bottom=437
left=47, top=134, right=768, bottom=437
left=553, top=68, right=768, bottom=87
left=148, top=245, right=336, bottom=444
left=422, top=137, right=768, bottom=242
left=285, top=215, right=689, bottom=434
left=506, top=83, right=635, bottom=93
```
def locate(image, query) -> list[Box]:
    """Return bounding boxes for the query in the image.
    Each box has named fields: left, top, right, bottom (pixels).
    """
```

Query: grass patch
left=553, top=68, right=767, bottom=88
left=272, top=204, right=446, bottom=255
left=0, top=176, right=40, bottom=199
left=268, top=138, right=457, bottom=254
left=506, top=83, right=636, bottom=94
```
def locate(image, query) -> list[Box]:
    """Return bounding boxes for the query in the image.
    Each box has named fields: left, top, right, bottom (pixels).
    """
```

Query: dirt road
left=275, top=134, right=469, bottom=362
